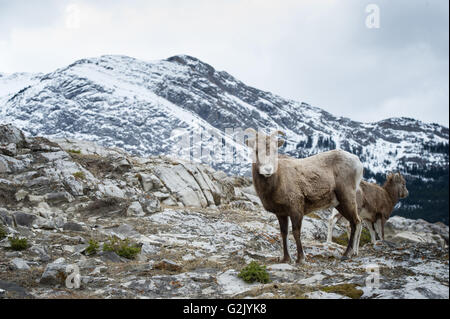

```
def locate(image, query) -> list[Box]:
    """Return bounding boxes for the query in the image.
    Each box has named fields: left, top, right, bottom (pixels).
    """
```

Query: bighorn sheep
left=326, top=173, right=409, bottom=245
left=245, top=128, right=364, bottom=262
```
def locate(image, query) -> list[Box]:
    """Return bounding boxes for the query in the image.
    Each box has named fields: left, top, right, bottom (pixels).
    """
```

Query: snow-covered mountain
left=0, top=55, right=448, bottom=223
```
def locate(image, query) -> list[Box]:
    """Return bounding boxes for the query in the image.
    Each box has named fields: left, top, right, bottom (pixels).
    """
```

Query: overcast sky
left=0, top=0, right=448, bottom=126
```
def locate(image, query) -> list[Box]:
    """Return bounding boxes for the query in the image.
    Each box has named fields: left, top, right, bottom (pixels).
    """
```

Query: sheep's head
left=386, top=172, right=409, bottom=199
left=244, top=128, right=285, bottom=177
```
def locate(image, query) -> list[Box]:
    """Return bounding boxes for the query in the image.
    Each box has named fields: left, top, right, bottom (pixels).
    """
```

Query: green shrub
left=238, top=261, right=270, bottom=284
left=103, top=237, right=141, bottom=260
left=8, top=236, right=29, bottom=251
left=0, top=224, right=7, bottom=239
left=72, top=171, right=86, bottom=180
left=85, top=239, right=100, bottom=255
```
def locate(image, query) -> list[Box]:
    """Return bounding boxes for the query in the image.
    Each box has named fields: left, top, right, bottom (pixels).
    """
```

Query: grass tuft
left=0, top=224, right=7, bottom=239
left=85, top=239, right=100, bottom=256
left=8, top=236, right=29, bottom=251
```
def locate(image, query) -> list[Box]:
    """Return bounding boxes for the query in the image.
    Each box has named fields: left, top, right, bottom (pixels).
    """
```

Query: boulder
left=153, top=164, right=208, bottom=208
left=139, top=196, right=161, bottom=214
left=127, top=201, right=145, bottom=217
left=138, top=173, right=163, bottom=192
left=10, top=258, right=30, bottom=271
left=63, top=222, right=85, bottom=232
left=13, top=212, right=37, bottom=228
left=40, top=258, right=70, bottom=286
left=0, top=124, right=27, bottom=148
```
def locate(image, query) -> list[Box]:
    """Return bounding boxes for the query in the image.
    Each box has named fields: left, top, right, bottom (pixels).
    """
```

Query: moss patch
left=72, top=171, right=86, bottom=180
left=68, top=149, right=81, bottom=154
left=238, top=261, right=270, bottom=284
left=321, top=283, right=363, bottom=299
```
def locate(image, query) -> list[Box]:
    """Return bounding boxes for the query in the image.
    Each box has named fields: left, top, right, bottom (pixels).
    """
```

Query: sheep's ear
left=386, top=172, right=393, bottom=180
left=271, top=130, right=285, bottom=148
left=245, top=138, right=256, bottom=149
left=244, top=128, right=257, bottom=149
left=277, top=138, right=285, bottom=148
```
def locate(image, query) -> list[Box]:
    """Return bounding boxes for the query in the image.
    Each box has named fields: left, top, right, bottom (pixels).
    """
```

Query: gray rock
left=139, top=173, right=162, bottom=191
left=0, top=280, right=31, bottom=298
left=108, top=224, right=139, bottom=238
left=63, top=222, right=85, bottom=232
left=30, top=245, right=51, bottom=262
left=14, top=189, right=28, bottom=202
left=10, top=258, right=30, bottom=271
left=154, top=164, right=209, bottom=208
left=0, top=124, right=27, bottom=148
left=99, top=251, right=125, bottom=263
left=0, top=154, right=30, bottom=173
left=40, top=260, right=70, bottom=286
left=127, top=201, right=145, bottom=217
left=141, top=242, right=160, bottom=255
left=230, top=200, right=255, bottom=211
left=44, top=191, right=74, bottom=204
left=13, top=212, right=37, bottom=227
left=140, top=196, right=161, bottom=214
left=153, top=259, right=182, bottom=272
left=0, top=209, right=14, bottom=226
left=0, top=143, right=17, bottom=157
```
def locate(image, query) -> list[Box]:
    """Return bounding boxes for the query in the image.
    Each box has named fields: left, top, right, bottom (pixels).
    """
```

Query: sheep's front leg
left=276, top=215, right=291, bottom=263
left=290, top=214, right=306, bottom=263
left=352, top=221, right=363, bottom=255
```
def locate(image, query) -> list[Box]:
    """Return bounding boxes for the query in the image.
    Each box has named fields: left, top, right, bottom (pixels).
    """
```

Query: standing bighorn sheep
left=245, top=129, right=364, bottom=262
left=327, top=173, right=409, bottom=245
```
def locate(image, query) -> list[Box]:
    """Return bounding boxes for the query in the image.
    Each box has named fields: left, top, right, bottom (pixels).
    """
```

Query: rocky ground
left=0, top=124, right=448, bottom=299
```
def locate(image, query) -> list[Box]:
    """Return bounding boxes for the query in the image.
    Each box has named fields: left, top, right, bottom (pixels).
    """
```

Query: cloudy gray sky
left=0, top=0, right=448, bottom=126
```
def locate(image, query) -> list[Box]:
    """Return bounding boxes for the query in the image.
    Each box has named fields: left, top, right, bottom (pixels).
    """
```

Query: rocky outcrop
left=0, top=125, right=448, bottom=299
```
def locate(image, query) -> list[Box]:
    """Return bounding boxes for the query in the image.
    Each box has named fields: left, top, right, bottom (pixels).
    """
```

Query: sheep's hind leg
left=276, top=215, right=291, bottom=263
left=366, top=220, right=378, bottom=245
left=327, top=208, right=341, bottom=243
left=335, top=196, right=361, bottom=259
left=290, top=214, right=306, bottom=264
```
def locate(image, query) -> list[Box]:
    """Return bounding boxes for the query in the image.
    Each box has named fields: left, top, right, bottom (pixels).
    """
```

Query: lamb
left=244, top=128, right=364, bottom=262
left=326, top=173, right=409, bottom=245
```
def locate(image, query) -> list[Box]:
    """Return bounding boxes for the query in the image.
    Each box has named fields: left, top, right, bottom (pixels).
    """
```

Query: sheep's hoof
left=340, top=255, right=350, bottom=261
left=296, top=256, right=307, bottom=264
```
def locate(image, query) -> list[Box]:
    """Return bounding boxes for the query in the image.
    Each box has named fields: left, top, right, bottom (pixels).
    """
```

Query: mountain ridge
left=0, top=54, right=448, bottom=223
